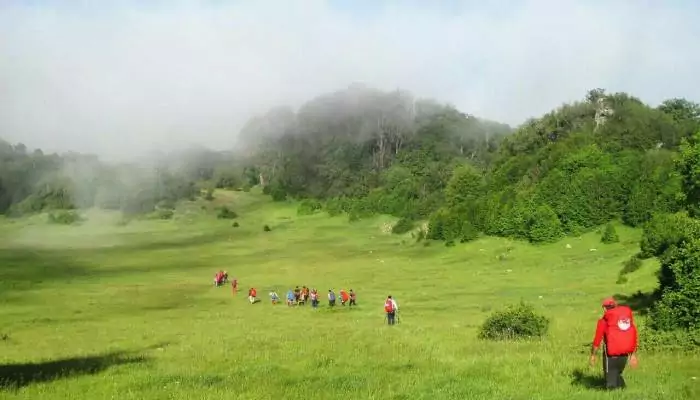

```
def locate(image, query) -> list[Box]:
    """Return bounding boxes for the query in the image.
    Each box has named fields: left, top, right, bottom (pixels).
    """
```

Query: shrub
left=232, top=221, right=239, bottom=228
left=155, top=209, right=174, bottom=220
left=459, top=221, right=479, bottom=243
left=601, top=223, right=620, bottom=244
left=325, top=197, right=346, bottom=217
left=297, top=199, right=322, bottom=216
left=427, top=208, right=477, bottom=243
left=47, top=210, right=84, bottom=225
left=527, top=205, right=564, bottom=243
left=263, top=224, right=271, bottom=232
left=648, top=239, right=700, bottom=331
left=267, top=186, right=287, bottom=202
left=639, top=212, right=700, bottom=259
left=204, top=188, right=215, bottom=201
left=391, top=218, right=415, bottom=234
left=620, top=254, right=643, bottom=275
left=217, top=206, right=238, bottom=219
left=478, top=301, right=550, bottom=340
left=638, top=327, right=700, bottom=352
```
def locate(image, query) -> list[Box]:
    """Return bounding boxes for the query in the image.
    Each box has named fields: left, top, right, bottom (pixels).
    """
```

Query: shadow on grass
left=0, top=350, right=150, bottom=391
left=0, top=249, right=92, bottom=297
left=108, top=231, right=228, bottom=253
left=570, top=368, right=606, bottom=390
left=614, top=290, right=658, bottom=315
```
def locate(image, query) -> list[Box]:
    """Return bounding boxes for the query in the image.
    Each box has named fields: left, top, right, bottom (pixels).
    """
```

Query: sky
left=1, top=0, right=699, bottom=160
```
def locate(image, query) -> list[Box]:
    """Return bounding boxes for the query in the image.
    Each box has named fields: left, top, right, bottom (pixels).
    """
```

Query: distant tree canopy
left=238, top=85, right=511, bottom=219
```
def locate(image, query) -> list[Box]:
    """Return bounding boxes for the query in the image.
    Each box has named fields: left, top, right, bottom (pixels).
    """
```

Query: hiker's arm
left=590, top=319, right=606, bottom=355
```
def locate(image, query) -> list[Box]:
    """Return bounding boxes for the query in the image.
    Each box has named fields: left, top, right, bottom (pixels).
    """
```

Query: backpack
left=602, top=305, right=637, bottom=356
left=384, top=299, right=394, bottom=313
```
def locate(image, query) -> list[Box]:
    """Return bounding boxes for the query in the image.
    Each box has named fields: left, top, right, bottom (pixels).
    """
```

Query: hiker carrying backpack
left=590, top=297, right=638, bottom=390
left=384, top=295, right=398, bottom=325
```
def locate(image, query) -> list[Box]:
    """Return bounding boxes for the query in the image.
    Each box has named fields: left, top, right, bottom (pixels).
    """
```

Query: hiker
left=340, top=289, right=349, bottom=306
left=286, top=289, right=296, bottom=306
left=590, top=297, right=638, bottom=390
left=310, top=288, right=319, bottom=309
left=214, top=271, right=224, bottom=287
left=328, top=289, right=336, bottom=307
left=223, top=271, right=229, bottom=283
left=248, top=287, right=257, bottom=304
left=294, top=286, right=301, bottom=302
left=269, top=291, right=280, bottom=305
left=384, top=295, right=398, bottom=325
left=300, top=286, right=309, bottom=305
left=231, top=278, right=238, bottom=294
left=349, top=289, right=357, bottom=307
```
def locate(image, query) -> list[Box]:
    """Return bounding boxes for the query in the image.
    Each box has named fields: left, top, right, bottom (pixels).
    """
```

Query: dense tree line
left=241, top=87, right=700, bottom=243
left=238, top=84, right=512, bottom=219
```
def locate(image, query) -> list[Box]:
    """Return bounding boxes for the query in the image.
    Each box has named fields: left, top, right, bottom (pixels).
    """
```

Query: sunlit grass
left=0, top=191, right=698, bottom=399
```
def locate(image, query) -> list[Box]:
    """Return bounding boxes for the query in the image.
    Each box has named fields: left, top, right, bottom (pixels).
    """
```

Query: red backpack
left=384, top=299, right=394, bottom=313
left=602, top=305, right=637, bottom=356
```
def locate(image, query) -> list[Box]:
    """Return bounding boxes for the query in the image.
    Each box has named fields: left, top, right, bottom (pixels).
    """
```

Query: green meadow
left=1, top=190, right=698, bottom=399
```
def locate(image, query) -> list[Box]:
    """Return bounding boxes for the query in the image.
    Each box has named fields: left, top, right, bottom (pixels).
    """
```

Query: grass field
left=0, top=190, right=698, bottom=399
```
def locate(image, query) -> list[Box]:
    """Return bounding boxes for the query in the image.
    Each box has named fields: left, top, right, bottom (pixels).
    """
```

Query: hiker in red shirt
left=340, top=289, right=349, bottom=306
left=590, top=297, right=638, bottom=390
left=248, top=287, right=257, bottom=304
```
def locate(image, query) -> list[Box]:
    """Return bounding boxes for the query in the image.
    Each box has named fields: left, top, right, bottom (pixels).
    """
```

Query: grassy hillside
left=0, top=190, right=698, bottom=399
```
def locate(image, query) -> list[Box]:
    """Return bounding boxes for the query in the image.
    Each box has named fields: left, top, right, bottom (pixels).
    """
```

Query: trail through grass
left=0, top=191, right=698, bottom=399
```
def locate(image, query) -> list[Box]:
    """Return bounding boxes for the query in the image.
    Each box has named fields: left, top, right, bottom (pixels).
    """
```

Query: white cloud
left=1, top=0, right=698, bottom=160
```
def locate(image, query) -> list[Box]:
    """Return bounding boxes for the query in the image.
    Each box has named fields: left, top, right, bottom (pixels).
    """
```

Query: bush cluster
left=217, top=206, right=238, bottom=220
left=478, top=302, right=550, bottom=340
left=47, top=210, right=84, bottom=225
left=391, top=218, right=415, bottom=234
left=297, top=199, right=323, bottom=216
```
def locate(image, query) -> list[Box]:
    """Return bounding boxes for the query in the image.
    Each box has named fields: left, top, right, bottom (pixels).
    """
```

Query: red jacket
left=592, top=305, right=638, bottom=356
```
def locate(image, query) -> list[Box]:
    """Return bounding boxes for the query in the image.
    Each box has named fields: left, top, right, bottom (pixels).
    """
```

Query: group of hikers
left=213, top=270, right=230, bottom=287
left=259, top=286, right=358, bottom=309
left=212, top=272, right=637, bottom=391
left=211, top=271, right=399, bottom=323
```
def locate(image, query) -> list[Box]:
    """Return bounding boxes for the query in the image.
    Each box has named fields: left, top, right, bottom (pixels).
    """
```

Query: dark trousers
left=387, top=312, right=395, bottom=325
left=603, top=354, right=628, bottom=389
left=349, top=299, right=356, bottom=306
left=312, top=299, right=318, bottom=308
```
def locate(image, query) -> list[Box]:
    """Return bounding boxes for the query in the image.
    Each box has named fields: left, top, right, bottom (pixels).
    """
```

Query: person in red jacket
left=248, top=287, right=257, bottom=304
left=589, top=297, right=638, bottom=390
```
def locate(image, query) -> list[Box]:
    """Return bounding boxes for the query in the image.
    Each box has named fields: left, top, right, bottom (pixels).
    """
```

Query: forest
left=1, top=84, right=699, bottom=341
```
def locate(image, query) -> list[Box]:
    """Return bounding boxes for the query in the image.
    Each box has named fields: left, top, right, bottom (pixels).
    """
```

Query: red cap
left=602, top=297, right=617, bottom=307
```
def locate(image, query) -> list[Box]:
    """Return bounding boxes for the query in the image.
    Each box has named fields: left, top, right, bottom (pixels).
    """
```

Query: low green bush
left=479, top=301, right=549, bottom=340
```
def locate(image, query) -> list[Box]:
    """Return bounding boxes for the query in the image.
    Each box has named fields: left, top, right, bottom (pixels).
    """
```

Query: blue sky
left=1, top=0, right=699, bottom=159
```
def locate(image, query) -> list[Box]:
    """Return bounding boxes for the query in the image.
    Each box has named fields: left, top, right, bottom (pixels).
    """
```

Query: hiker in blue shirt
left=286, top=290, right=295, bottom=306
